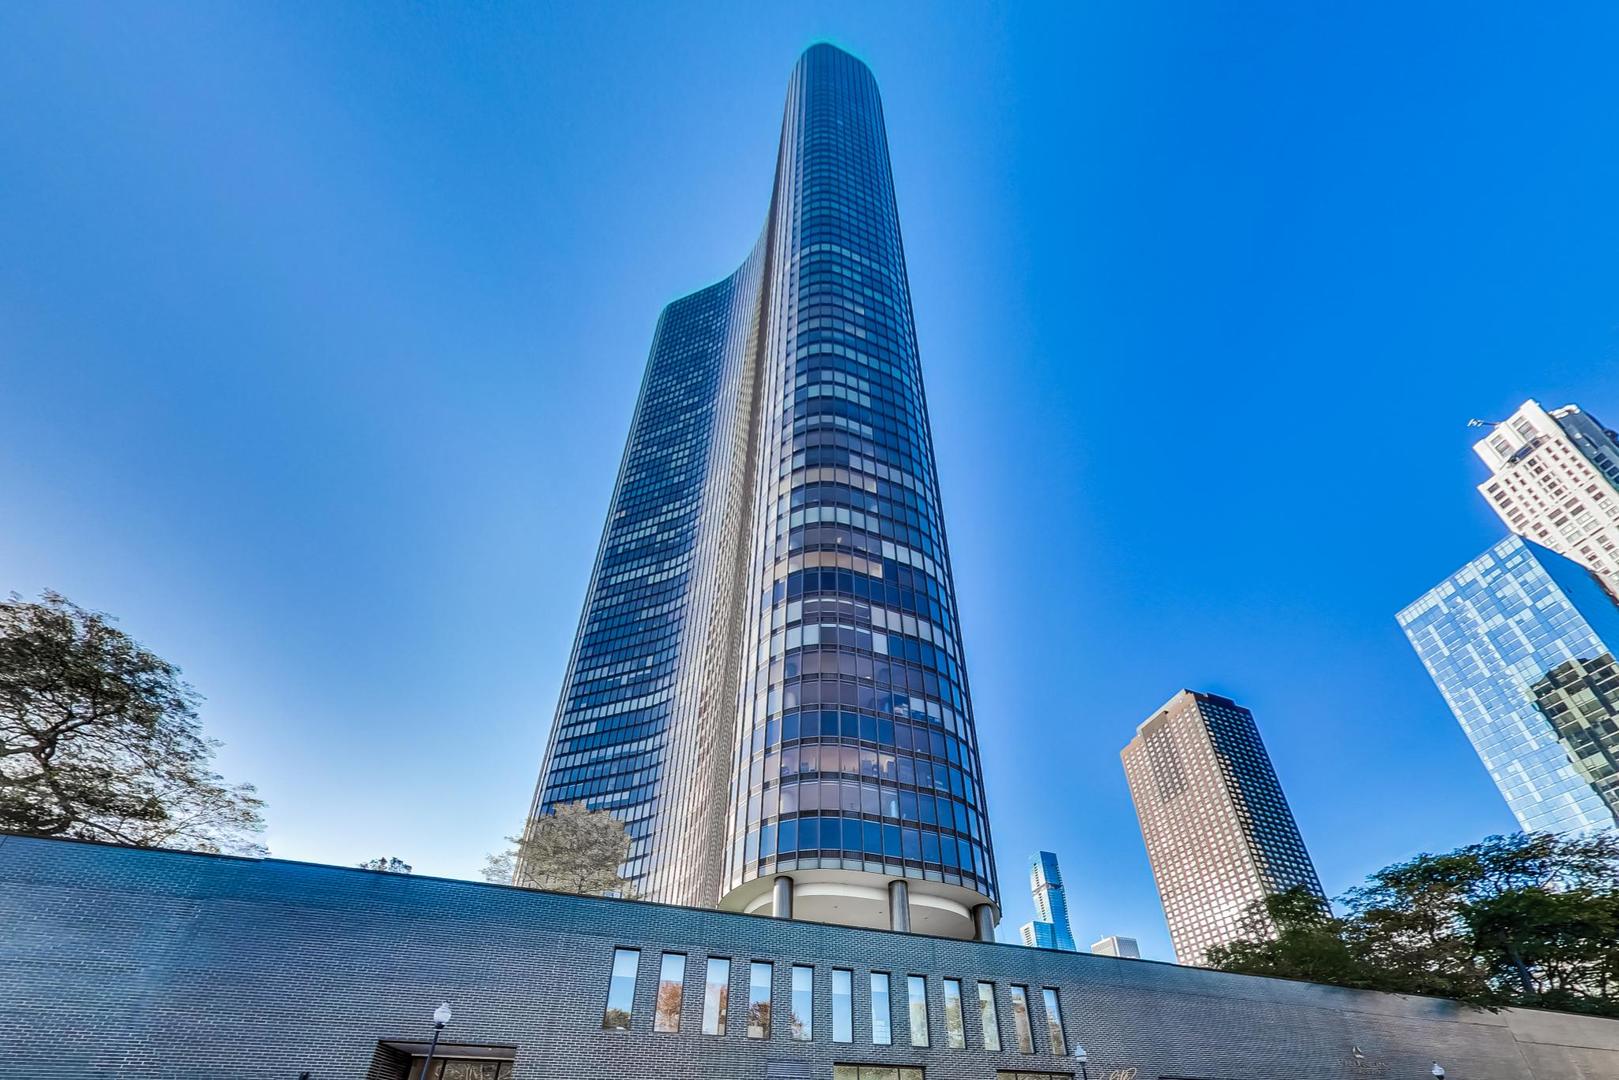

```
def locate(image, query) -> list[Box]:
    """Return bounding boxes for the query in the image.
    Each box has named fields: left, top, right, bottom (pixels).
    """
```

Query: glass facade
left=1398, top=535, right=1619, bottom=833
left=523, top=43, right=997, bottom=932
left=1018, top=851, right=1075, bottom=951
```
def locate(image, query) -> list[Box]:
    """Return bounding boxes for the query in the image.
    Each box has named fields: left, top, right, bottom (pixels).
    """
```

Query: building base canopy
left=721, top=868, right=995, bottom=939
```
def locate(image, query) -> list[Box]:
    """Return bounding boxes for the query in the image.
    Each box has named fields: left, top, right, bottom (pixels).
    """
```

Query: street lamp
left=418, top=1003, right=452, bottom=1080
left=1432, top=1065, right=1445, bottom=1080
left=1074, top=1044, right=1089, bottom=1080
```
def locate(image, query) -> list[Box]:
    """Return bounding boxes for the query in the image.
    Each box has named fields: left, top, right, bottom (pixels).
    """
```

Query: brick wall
left=2, top=834, right=1615, bottom=1080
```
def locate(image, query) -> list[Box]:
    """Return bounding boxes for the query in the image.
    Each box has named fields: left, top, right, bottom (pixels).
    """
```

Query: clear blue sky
left=4, top=3, right=1618, bottom=960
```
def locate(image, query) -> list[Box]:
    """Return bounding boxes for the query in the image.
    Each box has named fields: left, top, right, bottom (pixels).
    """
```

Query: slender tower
left=524, top=44, right=999, bottom=940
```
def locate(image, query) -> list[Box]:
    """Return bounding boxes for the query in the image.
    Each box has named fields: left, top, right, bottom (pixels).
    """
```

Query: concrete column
left=772, top=875, right=794, bottom=920
left=973, top=903, right=996, bottom=942
left=888, top=879, right=911, bottom=933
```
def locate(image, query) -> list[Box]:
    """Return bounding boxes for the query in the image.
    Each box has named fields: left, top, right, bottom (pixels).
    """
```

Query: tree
left=1207, top=832, right=1619, bottom=1017
left=483, top=802, right=633, bottom=896
left=0, top=591, right=265, bottom=855
left=358, top=856, right=412, bottom=874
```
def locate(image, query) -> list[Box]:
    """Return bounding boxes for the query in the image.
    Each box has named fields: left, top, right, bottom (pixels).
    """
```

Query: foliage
left=358, top=856, right=412, bottom=874
left=0, top=591, right=265, bottom=855
left=1206, top=832, right=1619, bottom=1017
left=483, top=801, right=633, bottom=897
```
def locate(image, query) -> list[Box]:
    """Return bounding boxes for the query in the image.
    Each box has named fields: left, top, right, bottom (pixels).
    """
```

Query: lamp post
left=1432, top=1065, right=1445, bottom=1080
left=418, top=1003, right=452, bottom=1080
left=1075, top=1044, right=1089, bottom=1080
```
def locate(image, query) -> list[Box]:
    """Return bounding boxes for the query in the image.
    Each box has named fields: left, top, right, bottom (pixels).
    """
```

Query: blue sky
left=4, top=3, right=1618, bottom=960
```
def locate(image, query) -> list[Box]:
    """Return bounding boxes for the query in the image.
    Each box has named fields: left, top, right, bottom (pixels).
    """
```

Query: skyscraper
left=1397, top=535, right=1619, bottom=833
left=1121, top=690, right=1325, bottom=967
left=523, top=44, right=999, bottom=940
left=1473, top=400, right=1619, bottom=599
left=1017, top=851, right=1076, bottom=951
left=1090, top=935, right=1141, bottom=959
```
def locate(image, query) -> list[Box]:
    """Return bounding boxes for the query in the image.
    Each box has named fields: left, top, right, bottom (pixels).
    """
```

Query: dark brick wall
left=2, top=834, right=1615, bottom=1080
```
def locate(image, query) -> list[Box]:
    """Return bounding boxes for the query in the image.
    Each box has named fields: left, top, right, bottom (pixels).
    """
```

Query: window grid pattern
left=724, top=39, right=996, bottom=908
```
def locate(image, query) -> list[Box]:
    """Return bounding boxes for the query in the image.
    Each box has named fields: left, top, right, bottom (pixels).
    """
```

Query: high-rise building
left=1090, top=935, right=1142, bottom=959
left=523, top=44, right=999, bottom=940
left=1473, top=400, right=1619, bottom=599
left=1397, top=535, right=1619, bottom=833
left=1017, top=851, right=1076, bottom=951
left=1121, top=690, right=1325, bottom=967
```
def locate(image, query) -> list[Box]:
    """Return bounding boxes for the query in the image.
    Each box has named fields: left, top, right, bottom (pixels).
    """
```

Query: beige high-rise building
left=1474, top=399, right=1619, bottom=599
left=1122, top=690, right=1325, bottom=967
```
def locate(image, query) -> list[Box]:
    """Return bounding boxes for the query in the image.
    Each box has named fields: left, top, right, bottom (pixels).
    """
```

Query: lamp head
left=1074, top=1044, right=1088, bottom=1062
left=1432, top=1065, right=1445, bottom=1080
left=433, top=1003, right=452, bottom=1027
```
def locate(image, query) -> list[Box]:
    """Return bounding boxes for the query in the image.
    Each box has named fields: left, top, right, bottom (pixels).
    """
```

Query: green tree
left=482, top=801, right=633, bottom=896
left=0, top=591, right=265, bottom=855
left=1208, top=832, right=1619, bottom=1017
left=358, top=856, right=412, bottom=874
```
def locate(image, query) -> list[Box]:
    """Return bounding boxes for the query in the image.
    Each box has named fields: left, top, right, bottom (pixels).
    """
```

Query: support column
left=772, top=875, right=795, bottom=920
left=973, top=903, right=996, bottom=942
left=888, top=879, right=911, bottom=933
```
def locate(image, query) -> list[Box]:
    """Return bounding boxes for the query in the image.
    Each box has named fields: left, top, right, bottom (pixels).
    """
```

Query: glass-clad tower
left=1398, top=535, right=1619, bottom=833
left=1018, top=851, right=1077, bottom=951
left=525, top=45, right=998, bottom=939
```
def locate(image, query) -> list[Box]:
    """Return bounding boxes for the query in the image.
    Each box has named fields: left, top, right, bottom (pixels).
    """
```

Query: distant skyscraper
left=1397, top=535, right=1619, bottom=833
left=1090, top=935, right=1141, bottom=959
left=522, top=44, right=998, bottom=940
left=1017, top=851, right=1076, bottom=951
left=1473, top=400, right=1619, bottom=599
left=1121, top=690, right=1325, bottom=967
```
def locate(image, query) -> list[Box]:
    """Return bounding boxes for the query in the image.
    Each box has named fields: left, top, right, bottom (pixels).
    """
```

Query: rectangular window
left=702, top=958, right=730, bottom=1035
left=748, top=961, right=773, bottom=1039
left=1009, top=985, right=1034, bottom=1053
left=835, top=1068, right=924, bottom=1080
left=869, top=972, right=892, bottom=1045
left=941, top=978, right=965, bottom=1048
left=976, top=981, right=1001, bottom=1051
left=602, top=948, right=639, bottom=1031
left=654, top=953, right=685, bottom=1033
left=790, top=965, right=814, bottom=1041
left=994, top=1073, right=1073, bottom=1080
left=832, top=968, right=853, bottom=1043
left=1041, top=987, right=1067, bottom=1056
left=907, top=975, right=929, bottom=1047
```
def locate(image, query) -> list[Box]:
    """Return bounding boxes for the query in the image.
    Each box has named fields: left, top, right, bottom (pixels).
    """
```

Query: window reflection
left=869, top=972, right=892, bottom=1045
left=906, top=975, right=928, bottom=1047
left=790, top=965, right=814, bottom=1040
left=702, top=958, right=730, bottom=1035
left=1009, top=985, right=1033, bottom=1053
left=654, top=953, right=685, bottom=1033
left=602, top=948, right=639, bottom=1031
left=748, top=961, right=773, bottom=1038
left=976, top=981, right=1001, bottom=1051
left=832, top=969, right=853, bottom=1043
left=941, top=978, right=965, bottom=1048
left=1041, top=987, right=1067, bottom=1056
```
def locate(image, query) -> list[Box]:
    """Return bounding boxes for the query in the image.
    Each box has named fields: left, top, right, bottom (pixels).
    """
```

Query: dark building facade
left=1121, top=691, right=1325, bottom=966
left=5, top=834, right=1618, bottom=1080
left=527, top=44, right=997, bottom=938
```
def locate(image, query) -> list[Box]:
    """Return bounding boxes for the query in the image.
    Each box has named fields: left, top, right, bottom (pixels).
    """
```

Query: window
left=702, top=958, right=730, bottom=1035
left=654, top=953, right=685, bottom=1032
left=1040, top=988, right=1067, bottom=1055
left=995, top=1073, right=1073, bottom=1080
left=602, top=948, right=639, bottom=1031
left=976, top=982, right=1001, bottom=1051
left=832, top=968, right=853, bottom=1043
left=1009, top=985, right=1034, bottom=1053
left=790, top=965, right=814, bottom=1040
left=748, top=961, right=773, bottom=1038
left=941, top=978, right=965, bottom=1048
left=869, top=972, right=892, bottom=1045
left=907, top=975, right=929, bottom=1047
left=406, top=1059, right=516, bottom=1079
left=835, top=1068, right=923, bottom=1080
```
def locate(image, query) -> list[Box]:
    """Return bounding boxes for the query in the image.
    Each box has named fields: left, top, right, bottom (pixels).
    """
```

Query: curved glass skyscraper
left=525, top=44, right=998, bottom=939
